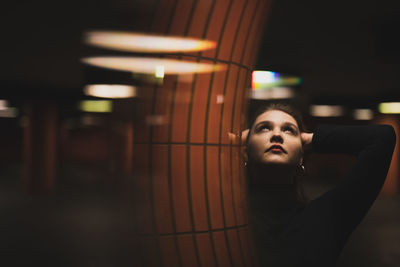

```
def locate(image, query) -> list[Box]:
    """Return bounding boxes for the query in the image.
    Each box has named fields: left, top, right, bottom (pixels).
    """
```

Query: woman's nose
left=270, top=129, right=283, bottom=143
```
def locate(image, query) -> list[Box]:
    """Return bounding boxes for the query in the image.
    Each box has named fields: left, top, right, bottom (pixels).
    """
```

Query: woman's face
left=247, top=110, right=303, bottom=168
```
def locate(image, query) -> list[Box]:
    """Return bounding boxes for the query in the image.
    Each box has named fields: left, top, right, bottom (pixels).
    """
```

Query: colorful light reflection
left=84, top=31, right=216, bottom=53
left=252, top=70, right=301, bottom=90
left=81, top=57, right=226, bottom=75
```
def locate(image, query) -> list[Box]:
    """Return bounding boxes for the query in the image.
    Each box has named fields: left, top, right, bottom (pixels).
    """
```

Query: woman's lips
left=266, top=145, right=286, bottom=153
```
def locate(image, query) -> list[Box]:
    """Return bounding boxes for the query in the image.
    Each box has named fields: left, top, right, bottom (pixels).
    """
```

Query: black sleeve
left=311, top=124, right=396, bottom=220
left=299, top=124, right=396, bottom=263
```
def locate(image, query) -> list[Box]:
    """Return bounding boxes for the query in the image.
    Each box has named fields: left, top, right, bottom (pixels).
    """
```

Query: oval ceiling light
left=84, top=84, right=137, bottom=99
left=84, top=31, right=216, bottom=53
left=81, top=57, right=226, bottom=75
left=251, top=87, right=294, bottom=100
left=353, top=109, right=374, bottom=120
left=79, top=100, right=113, bottom=113
left=0, top=107, right=18, bottom=118
left=0, top=100, right=9, bottom=110
left=378, top=102, right=400, bottom=114
left=310, top=105, right=345, bottom=117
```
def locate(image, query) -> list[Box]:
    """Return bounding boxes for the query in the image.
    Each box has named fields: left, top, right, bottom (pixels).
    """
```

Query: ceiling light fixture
left=81, top=57, right=226, bottom=75
left=79, top=100, right=113, bottom=113
left=378, top=102, right=400, bottom=114
left=353, top=109, right=374, bottom=120
left=83, top=84, right=137, bottom=99
left=251, top=87, right=294, bottom=99
left=84, top=31, right=217, bottom=53
left=310, top=105, right=345, bottom=117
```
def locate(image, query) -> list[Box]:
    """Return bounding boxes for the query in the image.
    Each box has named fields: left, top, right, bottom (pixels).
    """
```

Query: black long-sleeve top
left=249, top=124, right=396, bottom=267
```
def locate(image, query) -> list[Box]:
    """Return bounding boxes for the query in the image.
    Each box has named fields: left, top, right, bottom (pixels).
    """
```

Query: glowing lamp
left=84, top=31, right=216, bottom=53
left=79, top=100, right=112, bottom=113
left=378, top=102, right=400, bottom=114
left=251, top=87, right=294, bottom=99
left=310, top=105, right=344, bottom=117
left=84, top=84, right=136, bottom=99
left=81, top=57, right=226, bottom=75
left=155, top=65, right=165, bottom=78
left=0, top=100, right=9, bottom=110
left=353, top=109, right=374, bottom=120
left=0, top=107, right=17, bottom=118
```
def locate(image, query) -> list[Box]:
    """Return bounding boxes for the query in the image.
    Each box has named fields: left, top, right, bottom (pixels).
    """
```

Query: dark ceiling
left=1, top=0, right=400, bottom=105
left=256, top=0, right=400, bottom=103
left=0, top=0, right=155, bottom=100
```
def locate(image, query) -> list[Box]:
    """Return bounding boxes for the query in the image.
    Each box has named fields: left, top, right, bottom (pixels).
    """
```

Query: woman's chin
left=260, top=159, right=297, bottom=170
left=262, top=157, right=290, bottom=166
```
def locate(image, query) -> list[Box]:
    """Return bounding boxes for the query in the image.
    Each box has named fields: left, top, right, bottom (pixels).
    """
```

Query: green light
left=79, top=100, right=113, bottom=113
left=378, top=102, right=400, bottom=114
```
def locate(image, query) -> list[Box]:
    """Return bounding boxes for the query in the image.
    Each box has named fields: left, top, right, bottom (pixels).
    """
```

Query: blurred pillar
left=131, top=0, right=273, bottom=266
left=122, top=121, right=134, bottom=176
left=23, top=102, right=57, bottom=193
left=373, top=115, right=399, bottom=196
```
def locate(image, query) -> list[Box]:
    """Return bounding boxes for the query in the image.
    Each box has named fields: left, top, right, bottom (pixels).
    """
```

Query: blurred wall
left=130, top=0, right=273, bottom=266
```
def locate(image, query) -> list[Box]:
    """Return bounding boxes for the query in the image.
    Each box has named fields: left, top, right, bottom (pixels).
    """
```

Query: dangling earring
left=244, top=153, right=248, bottom=166
left=297, top=164, right=305, bottom=176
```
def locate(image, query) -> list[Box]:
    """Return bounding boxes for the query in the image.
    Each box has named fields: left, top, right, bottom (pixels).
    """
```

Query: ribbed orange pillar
left=132, top=1, right=273, bottom=266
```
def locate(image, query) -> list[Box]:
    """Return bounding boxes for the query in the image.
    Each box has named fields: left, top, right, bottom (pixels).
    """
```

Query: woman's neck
left=248, top=164, right=299, bottom=210
left=249, top=183, right=299, bottom=216
left=250, top=163, right=295, bottom=185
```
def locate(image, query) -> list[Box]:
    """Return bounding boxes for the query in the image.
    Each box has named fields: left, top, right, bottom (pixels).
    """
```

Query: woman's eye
left=284, top=127, right=295, bottom=133
left=259, top=125, right=270, bottom=131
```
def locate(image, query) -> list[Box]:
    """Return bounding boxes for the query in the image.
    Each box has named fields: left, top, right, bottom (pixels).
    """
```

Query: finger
left=228, top=132, right=237, bottom=141
left=241, top=129, right=249, bottom=143
left=301, top=132, right=307, bottom=142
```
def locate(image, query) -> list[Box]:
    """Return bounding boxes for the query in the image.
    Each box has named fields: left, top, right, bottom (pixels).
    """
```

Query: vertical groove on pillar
left=203, top=146, right=219, bottom=266
left=211, top=5, right=236, bottom=265
left=227, top=0, right=250, bottom=256
left=199, top=3, right=221, bottom=265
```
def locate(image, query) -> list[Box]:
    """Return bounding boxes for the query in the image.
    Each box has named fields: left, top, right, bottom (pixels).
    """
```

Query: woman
left=243, top=102, right=396, bottom=267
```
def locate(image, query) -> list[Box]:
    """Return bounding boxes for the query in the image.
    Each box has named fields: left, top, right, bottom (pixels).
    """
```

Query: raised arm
left=300, top=124, right=396, bottom=262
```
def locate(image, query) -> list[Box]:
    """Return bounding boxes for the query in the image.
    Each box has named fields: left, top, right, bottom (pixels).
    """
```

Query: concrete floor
left=0, top=163, right=399, bottom=267
left=337, top=195, right=400, bottom=267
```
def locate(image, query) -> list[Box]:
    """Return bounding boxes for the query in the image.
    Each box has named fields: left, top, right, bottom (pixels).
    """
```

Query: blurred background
left=1, top=0, right=400, bottom=266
